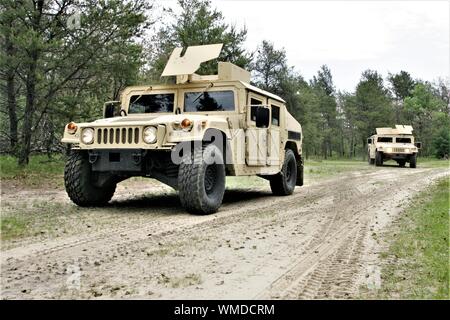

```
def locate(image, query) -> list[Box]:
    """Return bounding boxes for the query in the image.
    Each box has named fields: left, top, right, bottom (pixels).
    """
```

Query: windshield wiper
left=192, top=83, right=214, bottom=104
left=130, top=86, right=153, bottom=107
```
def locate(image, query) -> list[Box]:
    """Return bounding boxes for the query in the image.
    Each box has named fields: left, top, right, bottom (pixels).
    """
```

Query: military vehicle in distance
left=61, top=44, right=304, bottom=214
left=367, top=125, right=421, bottom=168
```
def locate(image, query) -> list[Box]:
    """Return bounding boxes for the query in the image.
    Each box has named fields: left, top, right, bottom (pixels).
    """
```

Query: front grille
left=96, top=127, right=141, bottom=145
left=393, top=148, right=405, bottom=153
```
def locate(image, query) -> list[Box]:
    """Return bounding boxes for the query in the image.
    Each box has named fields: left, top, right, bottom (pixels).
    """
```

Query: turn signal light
left=181, top=118, right=192, bottom=129
left=67, top=122, right=77, bottom=134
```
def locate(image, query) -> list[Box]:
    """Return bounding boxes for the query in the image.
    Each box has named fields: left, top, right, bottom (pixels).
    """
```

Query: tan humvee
left=61, top=44, right=304, bottom=214
left=367, top=125, right=421, bottom=168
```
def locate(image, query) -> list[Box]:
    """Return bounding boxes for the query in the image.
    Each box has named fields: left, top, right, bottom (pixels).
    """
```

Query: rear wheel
left=368, top=152, right=375, bottom=165
left=178, top=144, right=226, bottom=214
left=398, top=160, right=406, bottom=167
left=64, top=151, right=116, bottom=206
left=270, top=149, right=297, bottom=196
left=375, top=151, right=383, bottom=167
left=410, top=154, right=417, bottom=168
left=296, top=157, right=304, bottom=186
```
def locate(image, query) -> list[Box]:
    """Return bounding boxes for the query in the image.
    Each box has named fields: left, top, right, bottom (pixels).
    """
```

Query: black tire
left=398, top=160, right=406, bottom=167
left=410, top=154, right=417, bottom=168
left=368, top=152, right=375, bottom=165
left=296, top=156, right=304, bottom=186
left=64, top=151, right=116, bottom=206
left=375, top=151, right=383, bottom=167
left=270, top=149, right=297, bottom=196
left=178, top=144, right=226, bottom=214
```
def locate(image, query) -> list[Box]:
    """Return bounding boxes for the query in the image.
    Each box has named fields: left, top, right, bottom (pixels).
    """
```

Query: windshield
left=396, top=137, right=412, bottom=143
left=378, top=137, right=393, bottom=143
left=184, top=90, right=235, bottom=112
left=128, top=94, right=174, bottom=114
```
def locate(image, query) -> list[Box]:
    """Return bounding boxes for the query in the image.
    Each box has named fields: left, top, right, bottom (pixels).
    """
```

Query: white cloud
left=215, top=0, right=449, bottom=91
left=156, top=0, right=449, bottom=91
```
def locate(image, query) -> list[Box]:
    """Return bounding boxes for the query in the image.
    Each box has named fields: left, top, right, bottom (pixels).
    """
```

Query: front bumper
left=89, top=149, right=145, bottom=172
left=382, top=152, right=417, bottom=160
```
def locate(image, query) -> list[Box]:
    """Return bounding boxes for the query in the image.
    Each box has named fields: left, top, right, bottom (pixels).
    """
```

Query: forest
left=1, top=0, right=449, bottom=166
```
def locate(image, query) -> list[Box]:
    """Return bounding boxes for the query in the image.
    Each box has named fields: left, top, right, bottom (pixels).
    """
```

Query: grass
left=416, top=157, right=450, bottom=168
left=0, top=154, right=65, bottom=188
left=0, top=201, right=80, bottom=241
left=304, top=159, right=369, bottom=179
left=227, top=159, right=371, bottom=188
left=363, top=178, right=449, bottom=299
left=0, top=216, right=30, bottom=240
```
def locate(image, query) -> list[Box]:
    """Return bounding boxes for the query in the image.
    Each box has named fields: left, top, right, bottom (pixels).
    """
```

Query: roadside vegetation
left=0, top=154, right=65, bottom=189
left=363, top=178, right=449, bottom=299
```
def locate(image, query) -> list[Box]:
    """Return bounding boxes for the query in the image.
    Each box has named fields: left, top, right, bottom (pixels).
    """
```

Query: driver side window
left=250, top=98, right=262, bottom=122
left=271, top=105, right=280, bottom=126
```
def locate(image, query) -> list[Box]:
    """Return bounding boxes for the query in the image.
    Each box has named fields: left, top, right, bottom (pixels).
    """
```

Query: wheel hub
left=286, top=165, right=292, bottom=180
left=204, top=165, right=217, bottom=194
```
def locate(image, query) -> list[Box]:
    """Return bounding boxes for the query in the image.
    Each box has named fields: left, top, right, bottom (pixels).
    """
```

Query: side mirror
left=367, top=138, right=372, bottom=144
left=103, top=101, right=120, bottom=118
left=255, top=106, right=270, bottom=128
left=415, top=142, right=422, bottom=149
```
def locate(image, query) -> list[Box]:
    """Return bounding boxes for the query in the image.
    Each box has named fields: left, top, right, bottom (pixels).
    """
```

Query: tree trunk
left=45, top=115, right=55, bottom=158
left=349, top=132, right=354, bottom=159
left=328, top=139, right=332, bottom=158
left=19, top=56, right=38, bottom=166
left=4, top=19, right=18, bottom=153
left=6, top=73, right=18, bottom=152
left=18, top=0, right=44, bottom=166
left=361, top=138, right=366, bottom=161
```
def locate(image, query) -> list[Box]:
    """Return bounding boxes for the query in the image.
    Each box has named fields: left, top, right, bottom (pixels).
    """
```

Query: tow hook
left=132, top=152, right=142, bottom=165
left=88, top=152, right=99, bottom=164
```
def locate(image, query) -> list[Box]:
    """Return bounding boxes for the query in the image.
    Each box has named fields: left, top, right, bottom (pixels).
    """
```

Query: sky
left=158, top=0, right=449, bottom=92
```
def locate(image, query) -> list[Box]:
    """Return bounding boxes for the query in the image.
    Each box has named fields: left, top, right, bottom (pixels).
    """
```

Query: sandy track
left=1, top=166, right=448, bottom=299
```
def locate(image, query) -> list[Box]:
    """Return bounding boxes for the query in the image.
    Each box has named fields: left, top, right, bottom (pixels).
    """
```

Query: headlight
left=143, top=126, right=157, bottom=144
left=81, top=128, right=94, bottom=144
left=404, top=148, right=410, bottom=153
left=386, top=147, right=392, bottom=153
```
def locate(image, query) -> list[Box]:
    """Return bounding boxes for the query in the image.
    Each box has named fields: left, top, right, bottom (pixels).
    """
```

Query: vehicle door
left=268, top=100, right=282, bottom=166
left=246, top=93, right=268, bottom=166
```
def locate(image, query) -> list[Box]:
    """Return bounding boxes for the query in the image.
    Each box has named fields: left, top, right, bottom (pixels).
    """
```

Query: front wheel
left=178, top=144, right=226, bottom=214
left=64, top=151, right=116, bottom=206
left=375, top=151, right=383, bottom=167
left=270, top=149, right=297, bottom=196
left=368, top=152, right=375, bottom=165
left=410, top=154, right=417, bottom=168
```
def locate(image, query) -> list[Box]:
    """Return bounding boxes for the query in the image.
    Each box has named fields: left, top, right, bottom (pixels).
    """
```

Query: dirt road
left=1, top=165, right=448, bottom=299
